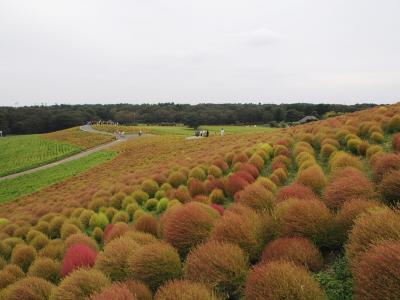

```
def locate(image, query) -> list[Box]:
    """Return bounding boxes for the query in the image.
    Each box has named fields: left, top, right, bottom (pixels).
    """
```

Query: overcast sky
left=0, top=0, right=399, bottom=106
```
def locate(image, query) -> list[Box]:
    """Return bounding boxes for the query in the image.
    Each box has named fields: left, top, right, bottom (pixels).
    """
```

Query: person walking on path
left=220, top=128, right=224, bottom=136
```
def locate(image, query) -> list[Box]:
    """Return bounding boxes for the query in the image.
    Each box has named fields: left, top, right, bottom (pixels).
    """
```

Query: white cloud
left=240, top=28, right=281, bottom=47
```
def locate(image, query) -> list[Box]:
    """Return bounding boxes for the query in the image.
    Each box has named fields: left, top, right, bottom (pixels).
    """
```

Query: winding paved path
left=0, top=125, right=142, bottom=181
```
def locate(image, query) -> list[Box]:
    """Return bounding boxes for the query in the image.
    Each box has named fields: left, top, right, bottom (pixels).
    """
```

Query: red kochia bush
left=353, top=241, right=400, bottom=300
left=134, top=214, right=159, bottom=237
left=61, top=244, right=97, bottom=276
left=239, top=163, right=260, bottom=179
left=103, top=222, right=129, bottom=244
left=371, top=153, right=400, bottom=182
left=261, top=237, right=323, bottom=272
left=244, top=261, right=326, bottom=300
left=226, top=173, right=251, bottom=197
left=323, top=172, right=376, bottom=210
left=162, top=202, right=218, bottom=257
left=236, top=183, right=274, bottom=212
left=184, top=240, right=249, bottom=299
left=209, top=204, right=224, bottom=215
left=188, top=179, right=206, bottom=197
left=275, top=183, right=317, bottom=203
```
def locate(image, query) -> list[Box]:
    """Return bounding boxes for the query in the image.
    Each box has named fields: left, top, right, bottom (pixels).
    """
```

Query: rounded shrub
left=162, top=202, right=218, bottom=257
left=276, top=198, right=337, bottom=248
left=275, top=183, right=317, bottom=203
left=132, top=190, right=149, bottom=205
left=89, top=282, right=134, bottom=300
left=91, top=227, right=103, bottom=244
left=127, top=241, right=182, bottom=291
left=188, top=179, right=206, bottom=197
left=208, top=165, right=223, bottom=178
left=167, top=171, right=187, bottom=188
left=123, top=230, right=157, bottom=245
left=256, top=176, right=277, bottom=193
left=346, top=207, right=400, bottom=267
left=347, top=138, right=362, bottom=153
left=392, top=133, right=400, bottom=151
left=336, top=198, right=382, bottom=239
left=144, top=198, right=159, bottom=211
left=61, top=244, right=97, bottom=277
left=388, top=114, right=400, bottom=132
left=261, top=237, right=323, bottom=271
left=51, top=268, right=111, bottom=300
left=79, top=210, right=96, bottom=228
left=112, top=211, right=130, bottom=223
left=0, top=264, right=25, bottom=290
left=323, top=171, right=376, bottom=210
left=30, top=232, right=49, bottom=250
left=329, top=151, right=363, bottom=171
left=155, top=280, right=218, bottom=300
left=117, top=280, right=152, bottom=300
left=366, top=145, right=384, bottom=160
left=211, top=204, right=272, bottom=262
left=28, top=257, right=60, bottom=283
left=11, top=244, right=37, bottom=272
left=38, top=239, right=65, bottom=261
left=157, top=198, right=169, bottom=214
left=244, top=261, right=326, bottom=300
left=236, top=183, right=274, bottom=212
left=1, top=276, right=55, bottom=300
left=357, top=140, right=369, bottom=156
left=141, top=179, right=159, bottom=197
left=174, top=185, right=191, bottom=203
left=103, top=222, right=129, bottom=244
left=226, top=173, right=251, bottom=197
left=110, top=192, right=125, bottom=210
left=60, top=223, right=81, bottom=240
left=188, top=166, right=207, bottom=181
left=49, top=216, right=66, bottom=239
left=95, top=236, right=140, bottom=281
left=353, top=241, right=400, bottom=300
left=371, top=131, right=384, bottom=143
left=184, top=240, right=249, bottom=299
left=371, top=153, right=400, bottom=182
left=296, top=165, right=326, bottom=194
left=209, top=188, right=225, bottom=204
left=134, top=214, right=158, bottom=237
left=378, top=170, right=400, bottom=205
left=65, top=233, right=98, bottom=252
left=320, top=143, right=337, bottom=159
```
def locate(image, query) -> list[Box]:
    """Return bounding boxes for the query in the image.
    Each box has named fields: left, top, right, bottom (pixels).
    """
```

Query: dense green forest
left=0, top=103, right=375, bottom=134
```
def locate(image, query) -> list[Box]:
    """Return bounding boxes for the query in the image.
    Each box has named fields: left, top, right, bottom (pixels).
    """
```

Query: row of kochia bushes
left=0, top=110, right=399, bottom=299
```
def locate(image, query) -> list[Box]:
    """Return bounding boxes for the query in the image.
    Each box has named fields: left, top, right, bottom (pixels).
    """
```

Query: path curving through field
left=0, top=125, right=142, bottom=181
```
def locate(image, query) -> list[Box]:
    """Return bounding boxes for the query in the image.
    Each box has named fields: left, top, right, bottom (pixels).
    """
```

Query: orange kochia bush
left=371, top=153, right=400, bottom=182
left=323, top=168, right=376, bottom=210
left=161, top=202, right=219, bottom=257
left=275, top=183, right=317, bottom=203
left=235, top=183, right=275, bottom=212
left=261, top=237, right=323, bottom=272
left=353, top=241, right=400, bottom=300
left=378, top=170, right=400, bottom=205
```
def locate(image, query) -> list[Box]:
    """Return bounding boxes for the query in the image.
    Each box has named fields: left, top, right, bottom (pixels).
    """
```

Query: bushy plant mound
left=10, top=244, right=37, bottom=272
left=346, top=207, right=400, bottom=267
left=95, top=237, right=140, bottom=281
left=155, top=280, right=218, bottom=300
left=0, top=276, right=55, bottom=300
left=127, top=241, right=182, bottom=291
left=261, top=237, right=323, bottom=272
left=184, top=240, right=249, bottom=299
left=236, top=183, right=274, bottom=212
left=61, top=244, right=97, bottom=277
left=323, top=170, right=376, bottom=210
left=225, top=173, right=251, bottom=196
left=65, top=233, right=99, bottom=252
left=245, top=261, right=326, bottom=300
left=392, top=133, right=400, bottom=151
left=28, top=257, right=61, bottom=283
left=51, top=268, right=111, bottom=300
left=378, top=170, right=400, bottom=205
left=89, top=283, right=135, bottom=300
left=103, top=222, right=129, bottom=244
left=0, top=264, right=25, bottom=289
left=353, top=241, right=400, bottom=300
left=211, top=204, right=271, bottom=262
left=275, top=183, right=317, bottom=202
left=121, top=280, right=153, bottom=300
left=371, top=153, right=400, bottom=181
left=134, top=214, right=159, bottom=237
left=329, top=151, right=363, bottom=172
left=296, top=165, right=326, bottom=194
left=162, top=202, right=218, bottom=257
left=123, top=230, right=157, bottom=245
left=276, top=198, right=337, bottom=248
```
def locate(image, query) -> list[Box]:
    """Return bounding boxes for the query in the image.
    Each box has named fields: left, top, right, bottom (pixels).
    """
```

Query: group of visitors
left=194, top=128, right=225, bottom=137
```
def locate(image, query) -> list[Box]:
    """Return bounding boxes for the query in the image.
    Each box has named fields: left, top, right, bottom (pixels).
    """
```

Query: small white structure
left=0, top=131, right=2, bottom=137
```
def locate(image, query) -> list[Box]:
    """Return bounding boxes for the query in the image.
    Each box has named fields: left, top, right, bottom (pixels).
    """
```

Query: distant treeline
left=0, top=103, right=376, bottom=135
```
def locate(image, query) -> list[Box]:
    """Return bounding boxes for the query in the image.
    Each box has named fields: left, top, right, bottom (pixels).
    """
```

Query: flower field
left=0, top=104, right=400, bottom=299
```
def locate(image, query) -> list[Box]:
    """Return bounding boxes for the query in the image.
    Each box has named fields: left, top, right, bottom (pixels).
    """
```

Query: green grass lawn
left=93, top=124, right=277, bottom=136
left=0, top=150, right=117, bottom=203
left=0, top=135, right=81, bottom=177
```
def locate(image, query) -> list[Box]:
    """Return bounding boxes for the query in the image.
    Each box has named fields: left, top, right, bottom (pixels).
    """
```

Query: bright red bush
left=353, top=241, right=400, bottom=300
left=162, top=202, right=218, bottom=257
left=226, top=173, right=251, bottom=197
left=261, top=237, right=323, bottom=271
left=239, top=163, right=260, bottom=179
left=61, top=244, right=97, bottom=277
left=244, top=261, right=326, bottom=300
left=275, top=183, right=317, bottom=203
